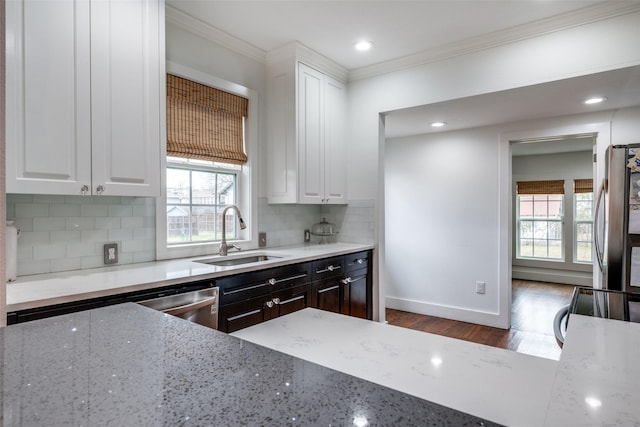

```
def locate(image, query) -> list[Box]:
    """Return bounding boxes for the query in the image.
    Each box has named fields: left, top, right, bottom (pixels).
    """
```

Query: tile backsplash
left=6, top=195, right=156, bottom=276
left=7, top=195, right=375, bottom=277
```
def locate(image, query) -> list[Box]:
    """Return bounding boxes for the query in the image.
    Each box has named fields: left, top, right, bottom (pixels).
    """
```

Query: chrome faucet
left=219, top=205, right=246, bottom=256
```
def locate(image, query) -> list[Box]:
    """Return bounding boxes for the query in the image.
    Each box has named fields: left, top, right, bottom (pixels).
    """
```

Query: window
left=166, top=158, right=239, bottom=245
left=574, top=179, right=594, bottom=263
left=516, top=180, right=564, bottom=261
left=157, top=62, right=257, bottom=260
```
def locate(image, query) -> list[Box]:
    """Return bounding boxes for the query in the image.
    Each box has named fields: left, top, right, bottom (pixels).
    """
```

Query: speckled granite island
left=0, top=303, right=499, bottom=426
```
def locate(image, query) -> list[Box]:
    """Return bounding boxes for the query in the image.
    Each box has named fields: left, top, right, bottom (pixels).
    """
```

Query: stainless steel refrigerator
left=595, top=143, right=640, bottom=293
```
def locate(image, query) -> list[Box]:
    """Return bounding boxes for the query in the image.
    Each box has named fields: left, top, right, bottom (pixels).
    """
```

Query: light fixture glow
left=430, top=121, right=447, bottom=128
left=585, top=396, right=602, bottom=409
left=430, top=356, right=443, bottom=367
left=584, top=96, right=607, bottom=105
left=355, top=40, right=373, bottom=52
left=353, top=415, right=369, bottom=427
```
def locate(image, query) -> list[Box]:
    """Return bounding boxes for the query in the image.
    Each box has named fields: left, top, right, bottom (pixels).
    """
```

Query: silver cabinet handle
left=96, top=185, right=105, bottom=195
left=341, top=277, right=352, bottom=285
left=266, top=274, right=307, bottom=286
left=318, top=285, right=340, bottom=293
left=265, top=300, right=274, bottom=308
left=356, top=259, right=364, bottom=264
left=80, top=185, right=90, bottom=195
left=272, top=297, right=281, bottom=305
left=316, top=265, right=342, bottom=274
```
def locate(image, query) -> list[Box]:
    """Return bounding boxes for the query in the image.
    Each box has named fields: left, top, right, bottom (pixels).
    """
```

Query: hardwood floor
left=385, top=280, right=575, bottom=360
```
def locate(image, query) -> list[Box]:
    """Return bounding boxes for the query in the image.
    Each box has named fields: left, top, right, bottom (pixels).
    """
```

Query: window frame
left=516, top=193, right=565, bottom=262
left=574, top=191, right=594, bottom=264
left=156, top=62, right=258, bottom=260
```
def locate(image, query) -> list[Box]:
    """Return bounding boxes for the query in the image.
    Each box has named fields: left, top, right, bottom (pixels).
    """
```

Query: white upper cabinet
left=5, top=0, right=164, bottom=197
left=267, top=44, right=347, bottom=204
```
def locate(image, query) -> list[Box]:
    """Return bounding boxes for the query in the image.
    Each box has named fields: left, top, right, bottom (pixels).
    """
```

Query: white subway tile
left=81, top=204, right=109, bottom=217
left=11, top=218, right=34, bottom=233
left=50, top=257, right=83, bottom=273
left=50, top=230, right=82, bottom=243
left=108, top=205, right=133, bottom=217
left=132, top=204, right=154, bottom=217
left=66, top=217, right=95, bottom=230
left=15, top=203, right=50, bottom=218
left=18, top=260, right=50, bottom=276
left=80, top=229, right=109, bottom=243
left=109, top=228, right=133, bottom=241
left=50, top=204, right=82, bottom=217
left=95, top=217, right=122, bottom=229
left=33, top=217, right=66, bottom=232
left=121, top=216, right=144, bottom=229
left=34, top=243, right=67, bottom=260
left=18, top=231, right=50, bottom=246
left=67, top=242, right=99, bottom=258
left=33, top=195, right=66, bottom=204
left=81, top=256, right=105, bottom=269
left=121, top=239, right=145, bottom=253
left=7, top=194, right=34, bottom=203
left=17, top=245, right=33, bottom=261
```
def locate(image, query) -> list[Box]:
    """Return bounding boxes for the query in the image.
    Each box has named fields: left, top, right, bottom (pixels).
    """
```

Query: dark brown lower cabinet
left=217, top=250, right=372, bottom=333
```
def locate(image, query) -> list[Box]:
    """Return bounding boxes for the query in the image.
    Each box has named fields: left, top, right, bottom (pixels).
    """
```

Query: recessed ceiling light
left=430, top=121, right=447, bottom=128
left=355, top=40, right=373, bottom=52
left=584, top=96, right=607, bottom=105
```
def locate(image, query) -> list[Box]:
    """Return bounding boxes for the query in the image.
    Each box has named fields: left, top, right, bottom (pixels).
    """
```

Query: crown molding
left=165, top=5, right=267, bottom=64
left=267, top=42, right=349, bottom=82
left=348, top=2, right=640, bottom=82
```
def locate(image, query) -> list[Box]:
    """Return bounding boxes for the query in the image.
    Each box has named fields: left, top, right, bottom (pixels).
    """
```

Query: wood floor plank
left=385, top=280, right=575, bottom=360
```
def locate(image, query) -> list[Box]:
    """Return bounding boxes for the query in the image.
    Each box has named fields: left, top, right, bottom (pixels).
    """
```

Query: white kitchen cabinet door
left=323, top=76, right=347, bottom=204
left=297, top=63, right=347, bottom=204
left=5, top=0, right=163, bottom=197
left=5, top=0, right=92, bottom=195
left=90, top=0, right=162, bottom=197
left=298, top=63, right=325, bottom=204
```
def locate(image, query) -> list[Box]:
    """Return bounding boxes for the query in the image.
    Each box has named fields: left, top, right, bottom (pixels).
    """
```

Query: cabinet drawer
left=345, top=251, right=369, bottom=273
left=312, top=256, right=345, bottom=280
left=218, top=296, right=267, bottom=333
left=218, top=263, right=311, bottom=305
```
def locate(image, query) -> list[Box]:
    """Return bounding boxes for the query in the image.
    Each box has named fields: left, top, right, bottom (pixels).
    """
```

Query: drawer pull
left=341, top=277, right=353, bottom=285
left=266, top=273, right=307, bottom=286
left=272, top=297, right=281, bottom=305
left=316, top=265, right=342, bottom=274
left=265, top=300, right=274, bottom=308
left=277, top=295, right=304, bottom=305
left=228, top=309, right=261, bottom=321
left=318, top=285, right=340, bottom=293
left=356, top=258, right=365, bottom=264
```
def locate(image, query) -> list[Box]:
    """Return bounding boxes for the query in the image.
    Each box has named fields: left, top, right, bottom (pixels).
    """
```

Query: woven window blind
left=574, top=179, right=593, bottom=194
left=166, top=74, right=248, bottom=165
left=516, top=180, right=565, bottom=195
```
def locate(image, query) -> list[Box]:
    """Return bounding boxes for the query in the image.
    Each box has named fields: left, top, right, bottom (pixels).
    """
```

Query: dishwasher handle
left=164, top=295, right=218, bottom=317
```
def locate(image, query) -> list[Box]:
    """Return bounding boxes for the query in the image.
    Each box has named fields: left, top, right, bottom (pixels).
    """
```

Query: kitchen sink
left=196, top=254, right=282, bottom=267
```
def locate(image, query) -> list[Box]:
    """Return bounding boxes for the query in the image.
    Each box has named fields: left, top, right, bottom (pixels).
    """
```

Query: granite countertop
left=6, top=243, right=372, bottom=312
left=0, top=303, right=498, bottom=426
left=234, top=308, right=640, bottom=427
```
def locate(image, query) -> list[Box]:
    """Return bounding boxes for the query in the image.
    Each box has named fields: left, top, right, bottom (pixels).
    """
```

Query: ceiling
left=166, top=1, right=640, bottom=147
left=384, top=65, right=640, bottom=139
left=166, top=0, right=612, bottom=71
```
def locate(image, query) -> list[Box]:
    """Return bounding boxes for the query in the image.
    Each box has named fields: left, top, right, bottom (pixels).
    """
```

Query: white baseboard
left=385, top=296, right=508, bottom=329
left=512, top=266, right=592, bottom=286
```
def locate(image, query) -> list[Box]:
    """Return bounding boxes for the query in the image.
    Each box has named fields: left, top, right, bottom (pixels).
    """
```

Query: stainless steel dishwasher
left=138, top=287, right=219, bottom=329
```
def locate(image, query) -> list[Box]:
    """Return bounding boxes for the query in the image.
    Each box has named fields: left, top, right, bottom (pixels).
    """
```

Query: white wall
left=385, top=127, right=501, bottom=325
left=349, top=10, right=640, bottom=325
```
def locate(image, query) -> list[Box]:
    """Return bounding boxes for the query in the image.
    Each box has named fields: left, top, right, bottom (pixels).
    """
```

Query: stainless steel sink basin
left=196, top=254, right=282, bottom=267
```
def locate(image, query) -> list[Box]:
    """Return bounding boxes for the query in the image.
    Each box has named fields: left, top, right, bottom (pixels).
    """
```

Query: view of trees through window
left=166, top=164, right=237, bottom=244
left=517, top=194, right=564, bottom=260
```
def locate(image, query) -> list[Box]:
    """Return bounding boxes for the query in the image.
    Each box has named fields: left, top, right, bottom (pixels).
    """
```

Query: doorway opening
left=509, top=133, right=596, bottom=349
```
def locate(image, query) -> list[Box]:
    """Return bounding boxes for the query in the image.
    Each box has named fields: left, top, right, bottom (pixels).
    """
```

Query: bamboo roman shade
left=574, top=179, right=593, bottom=194
left=516, top=180, right=565, bottom=195
left=166, top=74, right=248, bottom=165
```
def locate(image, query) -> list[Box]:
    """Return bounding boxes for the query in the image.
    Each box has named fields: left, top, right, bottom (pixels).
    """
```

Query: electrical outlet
left=104, top=243, right=118, bottom=265
left=258, top=232, right=267, bottom=247
left=476, top=281, right=486, bottom=294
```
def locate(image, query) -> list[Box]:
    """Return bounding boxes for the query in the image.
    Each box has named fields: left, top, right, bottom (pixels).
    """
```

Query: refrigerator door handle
left=594, top=180, right=605, bottom=272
